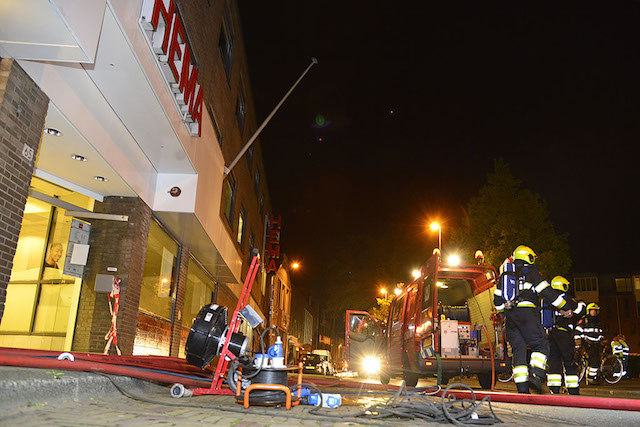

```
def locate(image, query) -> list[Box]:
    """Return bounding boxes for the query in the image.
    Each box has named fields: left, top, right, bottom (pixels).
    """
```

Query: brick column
left=73, top=196, right=152, bottom=354
left=0, top=59, right=48, bottom=324
left=170, top=248, right=189, bottom=357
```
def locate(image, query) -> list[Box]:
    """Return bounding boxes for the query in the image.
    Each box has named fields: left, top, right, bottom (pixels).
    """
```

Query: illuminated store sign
left=140, top=0, right=203, bottom=136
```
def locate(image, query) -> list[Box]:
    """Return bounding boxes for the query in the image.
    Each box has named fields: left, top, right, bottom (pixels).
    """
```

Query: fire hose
left=1, top=350, right=640, bottom=412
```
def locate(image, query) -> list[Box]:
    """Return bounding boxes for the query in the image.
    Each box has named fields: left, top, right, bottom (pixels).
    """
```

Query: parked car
left=311, top=349, right=335, bottom=375
left=302, top=353, right=334, bottom=376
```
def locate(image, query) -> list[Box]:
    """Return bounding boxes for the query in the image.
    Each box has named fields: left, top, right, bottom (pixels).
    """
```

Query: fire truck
left=345, top=252, right=511, bottom=388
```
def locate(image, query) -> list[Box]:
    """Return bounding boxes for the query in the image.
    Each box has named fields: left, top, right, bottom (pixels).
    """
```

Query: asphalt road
left=2, top=368, right=639, bottom=426
left=344, top=371, right=640, bottom=398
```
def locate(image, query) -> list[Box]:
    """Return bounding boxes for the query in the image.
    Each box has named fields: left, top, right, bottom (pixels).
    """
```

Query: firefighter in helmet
left=576, top=303, right=604, bottom=384
left=611, top=334, right=630, bottom=379
left=545, top=276, right=586, bottom=395
left=494, top=245, right=578, bottom=394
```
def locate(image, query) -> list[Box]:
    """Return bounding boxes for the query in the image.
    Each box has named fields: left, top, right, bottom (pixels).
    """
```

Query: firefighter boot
left=529, top=373, right=544, bottom=394
left=516, top=382, right=530, bottom=394
left=549, top=386, right=561, bottom=394
left=567, top=388, right=580, bottom=395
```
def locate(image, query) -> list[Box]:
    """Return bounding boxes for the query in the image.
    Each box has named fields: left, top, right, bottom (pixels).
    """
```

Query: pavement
left=1, top=367, right=640, bottom=426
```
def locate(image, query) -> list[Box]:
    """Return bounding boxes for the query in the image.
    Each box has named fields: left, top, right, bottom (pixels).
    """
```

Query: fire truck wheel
left=403, top=370, right=419, bottom=388
left=380, top=371, right=390, bottom=385
left=477, top=372, right=493, bottom=389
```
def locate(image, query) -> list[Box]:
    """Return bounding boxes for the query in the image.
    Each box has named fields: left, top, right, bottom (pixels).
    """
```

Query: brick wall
left=175, top=0, right=272, bottom=284
left=0, top=58, right=48, bottom=324
left=73, top=196, right=152, bottom=354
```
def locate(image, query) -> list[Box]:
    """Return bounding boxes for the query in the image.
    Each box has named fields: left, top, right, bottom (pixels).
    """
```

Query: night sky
left=238, top=1, right=640, bottom=299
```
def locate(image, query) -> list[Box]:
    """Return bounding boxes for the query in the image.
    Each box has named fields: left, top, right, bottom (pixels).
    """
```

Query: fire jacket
left=494, top=260, right=577, bottom=313
left=612, top=339, right=630, bottom=357
left=548, top=298, right=586, bottom=332
left=575, top=316, right=603, bottom=343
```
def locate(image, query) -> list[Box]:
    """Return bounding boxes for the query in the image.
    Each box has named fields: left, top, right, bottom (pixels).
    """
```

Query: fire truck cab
left=346, top=253, right=510, bottom=388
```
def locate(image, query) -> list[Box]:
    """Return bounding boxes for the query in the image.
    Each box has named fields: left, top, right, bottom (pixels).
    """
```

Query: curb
left=0, top=366, right=158, bottom=412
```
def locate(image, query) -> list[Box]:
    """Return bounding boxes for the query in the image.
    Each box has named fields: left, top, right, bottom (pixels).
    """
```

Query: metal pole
left=439, top=227, right=442, bottom=252
left=224, top=57, right=319, bottom=176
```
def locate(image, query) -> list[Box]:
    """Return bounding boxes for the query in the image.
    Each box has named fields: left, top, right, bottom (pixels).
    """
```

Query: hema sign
left=139, top=0, right=203, bottom=137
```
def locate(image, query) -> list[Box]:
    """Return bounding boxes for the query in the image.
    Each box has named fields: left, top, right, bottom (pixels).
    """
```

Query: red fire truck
left=345, top=252, right=510, bottom=388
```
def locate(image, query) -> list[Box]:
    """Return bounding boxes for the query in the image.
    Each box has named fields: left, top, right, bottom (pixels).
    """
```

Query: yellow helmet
left=551, top=276, right=570, bottom=292
left=587, top=302, right=600, bottom=313
left=513, top=245, right=536, bottom=264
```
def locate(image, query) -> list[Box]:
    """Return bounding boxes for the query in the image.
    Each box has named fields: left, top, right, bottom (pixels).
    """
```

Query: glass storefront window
left=140, top=221, right=179, bottom=320
left=1, top=175, right=92, bottom=347
left=182, top=258, right=216, bottom=328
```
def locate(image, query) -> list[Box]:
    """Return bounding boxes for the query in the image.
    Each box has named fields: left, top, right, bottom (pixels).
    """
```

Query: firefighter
left=545, top=276, right=586, bottom=395
left=575, top=303, right=604, bottom=385
left=494, top=245, right=578, bottom=394
left=611, top=334, right=630, bottom=379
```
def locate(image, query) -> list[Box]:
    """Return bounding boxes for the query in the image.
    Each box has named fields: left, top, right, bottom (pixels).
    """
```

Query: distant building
left=288, top=286, right=316, bottom=363
left=0, top=0, right=272, bottom=357
left=573, top=273, right=640, bottom=351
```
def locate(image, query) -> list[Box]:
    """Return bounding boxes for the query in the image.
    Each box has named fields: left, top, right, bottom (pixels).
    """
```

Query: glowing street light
left=430, top=222, right=442, bottom=252
left=380, top=288, right=387, bottom=296
left=291, top=262, right=300, bottom=269
left=394, top=288, right=402, bottom=296
left=412, top=269, right=421, bottom=279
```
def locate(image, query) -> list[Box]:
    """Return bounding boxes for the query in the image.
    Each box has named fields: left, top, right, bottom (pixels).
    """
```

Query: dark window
left=207, top=105, right=223, bottom=147
left=254, top=170, right=260, bottom=197
left=218, top=13, right=233, bottom=80
left=616, top=278, right=632, bottom=293
left=222, top=173, right=237, bottom=226
left=235, top=85, right=245, bottom=134
left=574, top=277, right=598, bottom=292
left=247, top=232, right=255, bottom=264
left=259, top=194, right=265, bottom=216
left=246, top=145, right=253, bottom=171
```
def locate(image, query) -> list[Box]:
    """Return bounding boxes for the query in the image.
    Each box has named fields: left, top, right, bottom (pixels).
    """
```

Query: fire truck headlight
left=363, top=356, right=381, bottom=375
left=447, top=254, right=461, bottom=266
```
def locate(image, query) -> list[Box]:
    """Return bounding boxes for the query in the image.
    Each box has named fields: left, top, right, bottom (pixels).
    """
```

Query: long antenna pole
left=224, top=57, right=319, bottom=176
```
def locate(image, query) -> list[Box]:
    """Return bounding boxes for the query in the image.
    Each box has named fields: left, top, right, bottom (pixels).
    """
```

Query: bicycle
left=575, top=343, right=624, bottom=385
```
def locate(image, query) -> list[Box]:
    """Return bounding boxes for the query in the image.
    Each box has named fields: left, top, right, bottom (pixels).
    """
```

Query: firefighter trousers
left=506, top=307, right=549, bottom=393
left=586, top=342, right=601, bottom=381
left=547, top=328, right=579, bottom=394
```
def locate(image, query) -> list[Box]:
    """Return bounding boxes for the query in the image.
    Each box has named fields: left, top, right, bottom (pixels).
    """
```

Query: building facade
left=573, top=273, right=640, bottom=352
left=0, top=0, right=271, bottom=357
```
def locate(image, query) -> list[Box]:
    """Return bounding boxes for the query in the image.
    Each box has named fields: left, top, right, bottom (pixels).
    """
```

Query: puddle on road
left=339, top=393, right=390, bottom=407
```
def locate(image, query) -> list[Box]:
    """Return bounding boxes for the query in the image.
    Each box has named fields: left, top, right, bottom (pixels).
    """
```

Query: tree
left=451, top=159, right=571, bottom=276
left=370, top=294, right=393, bottom=324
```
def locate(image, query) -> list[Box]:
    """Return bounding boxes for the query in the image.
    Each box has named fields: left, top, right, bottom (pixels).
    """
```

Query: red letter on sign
left=168, top=14, right=185, bottom=83
left=268, top=230, right=281, bottom=244
left=267, top=259, right=278, bottom=274
left=270, top=215, right=282, bottom=230
left=191, top=85, right=203, bottom=136
left=151, top=0, right=175, bottom=55
left=266, top=244, right=280, bottom=259
left=180, top=48, right=198, bottom=110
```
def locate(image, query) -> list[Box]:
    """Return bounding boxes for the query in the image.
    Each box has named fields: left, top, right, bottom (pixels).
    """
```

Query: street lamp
left=412, top=269, right=421, bottom=279
left=380, top=288, right=387, bottom=296
left=291, top=262, right=300, bottom=270
left=394, top=288, right=402, bottom=296
left=430, top=222, right=442, bottom=252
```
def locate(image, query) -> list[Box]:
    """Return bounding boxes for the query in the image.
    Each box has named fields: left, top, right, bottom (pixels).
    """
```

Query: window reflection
left=140, top=221, right=178, bottom=320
